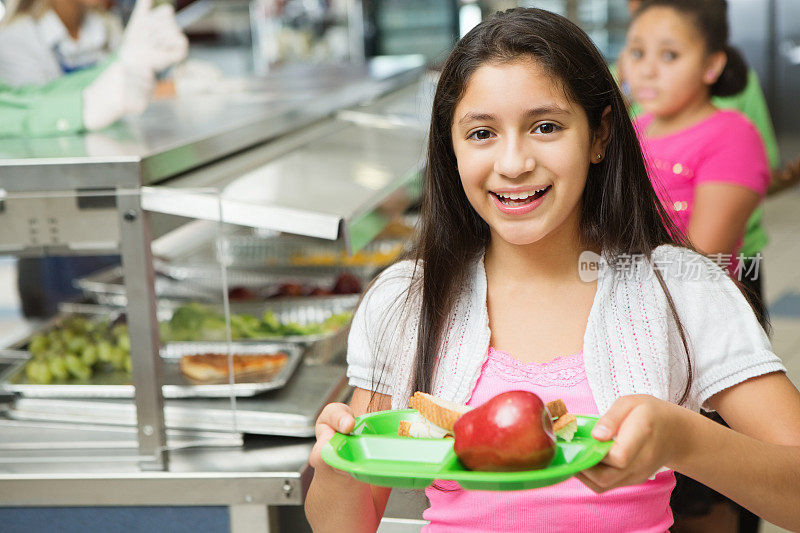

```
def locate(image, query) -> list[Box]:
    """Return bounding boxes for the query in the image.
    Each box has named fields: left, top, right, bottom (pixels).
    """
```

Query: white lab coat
left=0, top=9, right=122, bottom=86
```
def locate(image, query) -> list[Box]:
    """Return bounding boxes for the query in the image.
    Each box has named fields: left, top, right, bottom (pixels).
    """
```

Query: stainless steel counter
left=0, top=57, right=426, bottom=192
left=0, top=415, right=317, bottom=533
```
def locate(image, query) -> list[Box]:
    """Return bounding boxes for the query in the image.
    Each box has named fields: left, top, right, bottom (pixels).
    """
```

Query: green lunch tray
left=321, top=409, right=613, bottom=491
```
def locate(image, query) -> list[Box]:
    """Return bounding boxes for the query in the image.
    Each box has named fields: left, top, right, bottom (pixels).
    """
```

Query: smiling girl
left=305, top=8, right=800, bottom=532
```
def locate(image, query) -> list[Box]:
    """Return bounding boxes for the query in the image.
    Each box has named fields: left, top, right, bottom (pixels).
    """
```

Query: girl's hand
left=308, top=402, right=357, bottom=478
left=768, top=155, right=800, bottom=195
left=577, top=394, right=688, bottom=493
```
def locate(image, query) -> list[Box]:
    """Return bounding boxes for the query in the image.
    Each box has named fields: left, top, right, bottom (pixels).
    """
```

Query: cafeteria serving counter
left=0, top=57, right=434, bottom=531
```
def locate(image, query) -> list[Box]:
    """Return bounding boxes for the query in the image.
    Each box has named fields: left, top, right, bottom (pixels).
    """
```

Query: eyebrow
left=629, top=36, right=681, bottom=47
left=457, top=105, right=570, bottom=126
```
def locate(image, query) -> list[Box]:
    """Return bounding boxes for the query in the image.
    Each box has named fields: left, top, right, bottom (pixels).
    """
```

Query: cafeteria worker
left=0, top=0, right=187, bottom=317
left=0, top=0, right=188, bottom=137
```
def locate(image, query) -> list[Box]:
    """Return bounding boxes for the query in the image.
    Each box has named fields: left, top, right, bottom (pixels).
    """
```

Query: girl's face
left=624, top=7, right=726, bottom=118
left=451, top=59, right=607, bottom=248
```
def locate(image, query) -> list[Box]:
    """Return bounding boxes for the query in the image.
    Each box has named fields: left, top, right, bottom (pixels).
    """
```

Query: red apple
left=453, top=391, right=556, bottom=471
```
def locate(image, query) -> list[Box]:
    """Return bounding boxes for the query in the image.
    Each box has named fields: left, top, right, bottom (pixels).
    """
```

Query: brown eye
left=534, top=123, right=560, bottom=135
left=469, top=129, right=493, bottom=141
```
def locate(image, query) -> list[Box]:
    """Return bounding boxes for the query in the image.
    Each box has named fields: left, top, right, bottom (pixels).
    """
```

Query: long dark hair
left=390, top=8, right=700, bottom=404
left=635, top=0, right=748, bottom=97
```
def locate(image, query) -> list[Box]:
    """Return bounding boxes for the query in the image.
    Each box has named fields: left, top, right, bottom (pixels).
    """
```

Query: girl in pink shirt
left=623, top=2, right=771, bottom=530
left=625, top=1, right=770, bottom=273
left=306, top=8, right=800, bottom=533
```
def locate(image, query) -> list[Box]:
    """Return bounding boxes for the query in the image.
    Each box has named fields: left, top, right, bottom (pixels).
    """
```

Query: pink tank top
left=422, top=347, right=675, bottom=532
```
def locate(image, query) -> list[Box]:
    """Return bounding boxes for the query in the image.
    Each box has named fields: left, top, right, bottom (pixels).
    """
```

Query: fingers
left=581, top=396, right=672, bottom=493
left=309, top=403, right=355, bottom=473
left=575, top=472, right=604, bottom=493
left=579, top=465, right=654, bottom=494
left=592, top=394, right=647, bottom=441
left=581, top=447, right=648, bottom=492
left=316, top=402, right=356, bottom=435
left=309, top=423, right=336, bottom=469
left=600, top=404, right=654, bottom=470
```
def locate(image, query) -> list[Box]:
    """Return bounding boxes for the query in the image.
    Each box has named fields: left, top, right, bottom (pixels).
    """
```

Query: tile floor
left=0, top=188, right=798, bottom=532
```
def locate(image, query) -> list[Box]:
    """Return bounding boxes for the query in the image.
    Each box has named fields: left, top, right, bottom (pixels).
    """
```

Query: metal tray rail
left=0, top=341, right=305, bottom=399
left=6, top=363, right=350, bottom=436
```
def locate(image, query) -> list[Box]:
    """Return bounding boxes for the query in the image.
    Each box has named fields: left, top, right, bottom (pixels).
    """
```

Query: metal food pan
left=76, top=264, right=373, bottom=305
left=164, top=244, right=384, bottom=284
left=0, top=341, right=304, bottom=399
left=61, top=292, right=358, bottom=345
left=157, top=293, right=359, bottom=345
left=75, top=265, right=217, bottom=306
left=216, top=233, right=406, bottom=269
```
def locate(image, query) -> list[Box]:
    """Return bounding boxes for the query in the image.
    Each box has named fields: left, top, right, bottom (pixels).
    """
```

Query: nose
left=493, top=136, right=535, bottom=179
left=639, top=54, right=658, bottom=79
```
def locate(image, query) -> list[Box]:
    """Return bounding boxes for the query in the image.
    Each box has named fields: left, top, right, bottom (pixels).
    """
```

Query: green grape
left=28, top=333, right=49, bottom=356
left=48, top=338, right=66, bottom=355
left=116, top=334, right=131, bottom=353
left=48, top=357, right=69, bottom=381
left=66, top=335, right=88, bottom=354
left=25, top=360, right=52, bottom=384
left=109, top=346, right=127, bottom=370
left=97, top=340, right=113, bottom=363
left=81, top=344, right=99, bottom=367
left=64, top=354, right=92, bottom=381
left=60, top=328, right=75, bottom=345
left=64, top=316, right=90, bottom=334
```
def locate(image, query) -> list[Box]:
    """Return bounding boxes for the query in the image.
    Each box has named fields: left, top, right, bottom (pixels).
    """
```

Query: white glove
left=119, top=0, right=189, bottom=75
left=83, top=0, right=188, bottom=131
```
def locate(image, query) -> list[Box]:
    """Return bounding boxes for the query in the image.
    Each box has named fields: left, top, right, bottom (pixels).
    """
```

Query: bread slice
left=546, top=399, right=568, bottom=419
left=553, top=413, right=577, bottom=442
left=398, top=418, right=449, bottom=439
left=408, top=392, right=472, bottom=434
left=398, top=420, right=412, bottom=437
left=179, top=352, right=288, bottom=382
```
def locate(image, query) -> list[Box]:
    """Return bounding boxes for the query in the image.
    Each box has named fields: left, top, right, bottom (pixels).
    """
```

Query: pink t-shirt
left=423, top=347, right=675, bottom=533
left=634, top=110, right=769, bottom=256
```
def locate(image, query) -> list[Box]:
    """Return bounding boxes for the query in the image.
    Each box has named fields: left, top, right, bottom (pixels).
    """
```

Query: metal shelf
left=142, top=116, right=425, bottom=253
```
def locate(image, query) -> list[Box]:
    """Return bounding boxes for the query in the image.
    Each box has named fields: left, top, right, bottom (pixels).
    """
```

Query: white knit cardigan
left=347, top=245, right=784, bottom=414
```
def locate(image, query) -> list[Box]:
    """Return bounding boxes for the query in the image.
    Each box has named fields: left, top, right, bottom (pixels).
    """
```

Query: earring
left=596, top=153, right=603, bottom=161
